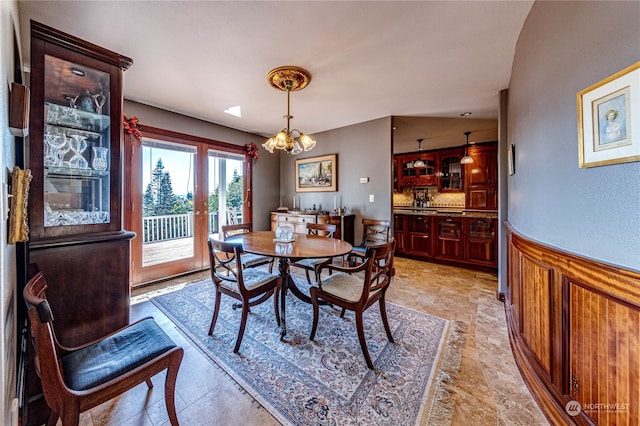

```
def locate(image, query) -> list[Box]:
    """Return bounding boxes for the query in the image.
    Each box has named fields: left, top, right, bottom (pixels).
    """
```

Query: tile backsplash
left=393, top=187, right=465, bottom=208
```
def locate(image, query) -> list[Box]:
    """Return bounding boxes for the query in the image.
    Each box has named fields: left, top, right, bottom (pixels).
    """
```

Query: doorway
left=126, top=127, right=251, bottom=286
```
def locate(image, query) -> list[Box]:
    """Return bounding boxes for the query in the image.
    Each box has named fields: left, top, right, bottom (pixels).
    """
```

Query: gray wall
left=123, top=100, right=280, bottom=231
left=1, top=1, right=20, bottom=424
left=279, top=117, right=393, bottom=243
left=508, top=1, right=640, bottom=271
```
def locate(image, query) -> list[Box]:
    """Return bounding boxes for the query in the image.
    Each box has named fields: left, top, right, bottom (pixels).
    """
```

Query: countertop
left=393, top=207, right=498, bottom=219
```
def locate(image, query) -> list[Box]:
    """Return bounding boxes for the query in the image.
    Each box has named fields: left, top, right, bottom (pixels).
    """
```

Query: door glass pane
left=208, top=150, right=245, bottom=236
left=43, top=54, right=110, bottom=227
left=141, top=139, right=196, bottom=267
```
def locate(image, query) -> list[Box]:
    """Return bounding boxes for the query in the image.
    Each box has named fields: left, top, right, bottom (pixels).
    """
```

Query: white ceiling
left=17, top=1, right=533, bottom=147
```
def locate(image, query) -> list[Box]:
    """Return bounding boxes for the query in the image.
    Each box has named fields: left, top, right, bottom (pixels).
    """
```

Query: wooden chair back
left=207, top=238, right=247, bottom=292
left=360, top=219, right=391, bottom=246
left=221, top=222, right=253, bottom=240
left=306, top=222, right=337, bottom=238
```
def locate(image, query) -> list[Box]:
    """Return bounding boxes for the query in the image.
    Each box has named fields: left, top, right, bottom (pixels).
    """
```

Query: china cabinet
left=22, top=21, right=134, bottom=426
left=27, top=20, right=134, bottom=344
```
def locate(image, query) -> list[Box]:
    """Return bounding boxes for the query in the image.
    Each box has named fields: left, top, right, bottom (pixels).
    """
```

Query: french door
left=125, top=126, right=252, bottom=286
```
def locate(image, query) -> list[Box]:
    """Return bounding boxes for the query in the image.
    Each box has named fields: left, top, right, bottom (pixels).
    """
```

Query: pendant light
left=461, top=131, right=473, bottom=164
left=414, top=138, right=425, bottom=168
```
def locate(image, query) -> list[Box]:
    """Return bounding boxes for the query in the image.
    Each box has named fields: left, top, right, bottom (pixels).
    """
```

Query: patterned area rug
left=150, top=273, right=460, bottom=425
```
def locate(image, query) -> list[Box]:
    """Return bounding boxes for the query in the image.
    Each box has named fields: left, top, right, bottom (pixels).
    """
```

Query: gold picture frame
left=577, top=61, right=640, bottom=168
left=295, top=154, right=337, bottom=192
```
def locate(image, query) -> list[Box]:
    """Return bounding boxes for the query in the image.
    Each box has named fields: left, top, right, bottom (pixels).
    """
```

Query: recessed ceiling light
left=460, top=112, right=472, bottom=117
left=224, top=106, right=242, bottom=118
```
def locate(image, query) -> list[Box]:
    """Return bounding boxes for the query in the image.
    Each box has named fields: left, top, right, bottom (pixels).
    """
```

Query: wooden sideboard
left=505, top=222, right=640, bottom=425
left=271, top=211, right=355, bottom=245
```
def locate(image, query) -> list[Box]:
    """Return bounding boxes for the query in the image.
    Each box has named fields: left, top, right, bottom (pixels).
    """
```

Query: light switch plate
left=360, top=177, right=369, bottom=183
left=369, top=194, right=375, bottom=202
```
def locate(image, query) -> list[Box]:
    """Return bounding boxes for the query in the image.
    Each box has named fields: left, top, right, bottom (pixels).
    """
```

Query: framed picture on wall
left=295, top=154, right=337, bottom=192
left=577, top=61, right=640, bottom=168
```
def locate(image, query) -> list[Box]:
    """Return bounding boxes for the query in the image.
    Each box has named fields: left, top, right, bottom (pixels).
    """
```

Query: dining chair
left=23, top=270, right=184, bottom=426
left=207, top=237, right=281, bottom=353
left=290, top=222, right=337, bottom=285
left=310, top=239, right=396, bottom=369
left=348, top=219, right=391, bottom=266
left=221, top=223, right=274, bottom=272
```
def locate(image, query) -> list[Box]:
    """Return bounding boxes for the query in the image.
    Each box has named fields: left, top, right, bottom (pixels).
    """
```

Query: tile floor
left=68, top=257, right=549, bottom=425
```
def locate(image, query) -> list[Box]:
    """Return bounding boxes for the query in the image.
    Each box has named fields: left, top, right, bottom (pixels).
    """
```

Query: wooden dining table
left=227, top=231, right=353, bottom=339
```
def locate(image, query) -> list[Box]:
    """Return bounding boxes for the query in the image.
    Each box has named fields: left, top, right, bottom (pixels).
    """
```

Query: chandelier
left=262, top=66, right=316, bottom=155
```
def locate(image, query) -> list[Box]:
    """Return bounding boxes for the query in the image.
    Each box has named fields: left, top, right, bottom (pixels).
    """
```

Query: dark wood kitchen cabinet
left=438, top=148, right=464, bottom=192
left=464, top=218, right=497, bottom=267
left=407, top=215, right=434, bottom=257
left=393, top=214, right=407, bottom=254
left=435, top=217, right=463, bottom=261
left=465, top=143, right=498, bottom=210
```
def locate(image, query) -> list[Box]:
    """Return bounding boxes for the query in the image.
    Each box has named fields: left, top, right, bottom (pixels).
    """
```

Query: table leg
left=278, top=258, right=290, bottom=339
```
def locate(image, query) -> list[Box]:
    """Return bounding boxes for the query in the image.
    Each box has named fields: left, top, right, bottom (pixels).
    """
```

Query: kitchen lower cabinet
left=464, top=218, right=497, bottom=267
left=393, top=214, right=407, bottom=254
left=408, top=215, right=433, bottom=257
left=435, top=217, right=463, bottom=261
left=394, top=213, right=497, bottom=270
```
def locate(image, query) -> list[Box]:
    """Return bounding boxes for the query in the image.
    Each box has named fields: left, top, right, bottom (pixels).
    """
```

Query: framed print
left=577, top=61, right=640, bottom=168
left=295, top=154, right=337, bottom=192
left=508, top=144, right=515, bottom=176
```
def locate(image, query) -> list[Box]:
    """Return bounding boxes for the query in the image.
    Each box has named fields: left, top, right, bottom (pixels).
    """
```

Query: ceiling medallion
left=262, top=66, right=316, bottom=155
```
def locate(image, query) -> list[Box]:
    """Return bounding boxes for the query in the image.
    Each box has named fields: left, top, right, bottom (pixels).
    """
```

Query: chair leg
left=164, top=350, right=184, bottom=426
left=340, top=308, right=346, bottom=318
left=208, top=289, right=222, bottom=335
left=379, top=296, right=395, bottom=343
left=145, top=378, right=154, bottom=388
left=304, top=268, right=312, bottom=285
left=233, top=303, right=250, bottom=353
left=273, top=287, right=281, bottom=326
left=309, top=289, right=320, bottom=341
left=46, top=411, right=59, bottom=426
left=355, top=311, right=374, bottom=369
left=60, top=407, right=81, bottom=426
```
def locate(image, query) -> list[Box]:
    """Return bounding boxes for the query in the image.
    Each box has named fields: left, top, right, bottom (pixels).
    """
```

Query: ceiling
left=17, top=1, right=533, bottom=150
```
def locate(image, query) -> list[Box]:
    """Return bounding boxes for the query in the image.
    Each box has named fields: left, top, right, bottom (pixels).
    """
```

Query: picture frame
left=295, top=154, right=337, bottom=192
left=508, top=144, right=515, bottom=176
left=577, top=61, right=640, bottom=168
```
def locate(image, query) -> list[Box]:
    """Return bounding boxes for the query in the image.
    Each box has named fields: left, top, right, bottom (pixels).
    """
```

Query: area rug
left=150, top=273, right=462, bottom=425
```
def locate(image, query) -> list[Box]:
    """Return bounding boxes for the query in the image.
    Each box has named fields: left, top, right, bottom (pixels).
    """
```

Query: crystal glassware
left=68, top=134, right=89, bottom=169
left=92, top=146, right=108, bottom=171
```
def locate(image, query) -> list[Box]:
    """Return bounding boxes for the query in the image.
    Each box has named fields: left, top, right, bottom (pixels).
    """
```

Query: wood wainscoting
left=505, top=223, right=640, bottom=425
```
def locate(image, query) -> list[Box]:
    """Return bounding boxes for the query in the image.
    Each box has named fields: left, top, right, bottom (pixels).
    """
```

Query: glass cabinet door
left=42, top=54, right=111, bottom=228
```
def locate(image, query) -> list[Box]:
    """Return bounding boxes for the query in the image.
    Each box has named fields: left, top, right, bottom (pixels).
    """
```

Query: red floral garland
left=245, top=142, right=259, bottom=162
left=123, top=114, right=142, bottom=139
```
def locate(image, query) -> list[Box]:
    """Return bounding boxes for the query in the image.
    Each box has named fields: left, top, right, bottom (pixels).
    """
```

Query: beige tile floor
left=69, top=257, right=549, bottom=425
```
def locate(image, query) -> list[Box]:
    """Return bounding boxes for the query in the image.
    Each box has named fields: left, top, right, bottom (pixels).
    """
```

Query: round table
left=228, top=231, right=352, bottom=339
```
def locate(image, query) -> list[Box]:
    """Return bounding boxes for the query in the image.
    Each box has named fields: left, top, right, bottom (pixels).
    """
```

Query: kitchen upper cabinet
left=465, top=143, right=498, bottom=210
left=397, top=153, right=437, bottom=188
left=438, top=148, right=464, bottom=192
